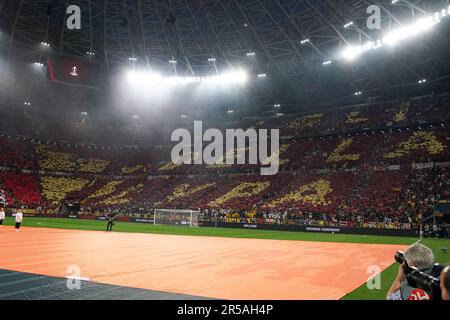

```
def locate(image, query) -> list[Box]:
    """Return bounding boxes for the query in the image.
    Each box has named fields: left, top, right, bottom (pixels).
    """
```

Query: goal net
left=153, top=209, right=200, bottom=227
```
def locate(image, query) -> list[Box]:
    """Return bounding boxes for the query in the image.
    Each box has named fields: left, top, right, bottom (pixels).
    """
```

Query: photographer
left=441, top=265, right=450, bottom=300
left=387, top=243, right=435, bottom=300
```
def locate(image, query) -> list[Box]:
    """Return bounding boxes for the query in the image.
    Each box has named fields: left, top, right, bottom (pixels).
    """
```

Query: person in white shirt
left=15, top=210, right=23, bottom=231
left=0, top=207, right=5, bottom=226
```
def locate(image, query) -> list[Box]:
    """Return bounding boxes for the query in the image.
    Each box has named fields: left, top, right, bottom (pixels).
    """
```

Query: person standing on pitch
left=0, top=207, right=5, bottom=227
left=15, top=209, right=23, bottom=232
left=106, top=214, right=115, bottom=232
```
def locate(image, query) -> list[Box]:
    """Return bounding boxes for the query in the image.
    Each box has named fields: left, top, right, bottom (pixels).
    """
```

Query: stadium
left=0, top=0, right=449, bottom=304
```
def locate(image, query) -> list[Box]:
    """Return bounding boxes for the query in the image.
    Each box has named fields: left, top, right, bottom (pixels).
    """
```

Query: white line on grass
left=65, top=276, right=91, bottom=282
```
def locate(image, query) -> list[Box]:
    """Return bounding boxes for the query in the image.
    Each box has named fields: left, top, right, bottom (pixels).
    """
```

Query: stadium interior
left=0, top=0, right=449, bottom=303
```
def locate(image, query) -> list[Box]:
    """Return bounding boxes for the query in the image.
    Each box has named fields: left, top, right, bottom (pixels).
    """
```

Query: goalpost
left=153, top=209, right=200, bottom=227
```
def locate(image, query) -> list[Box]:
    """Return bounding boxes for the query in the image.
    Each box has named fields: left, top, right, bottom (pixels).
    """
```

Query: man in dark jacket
left=106, top=214, right=115, bottom=232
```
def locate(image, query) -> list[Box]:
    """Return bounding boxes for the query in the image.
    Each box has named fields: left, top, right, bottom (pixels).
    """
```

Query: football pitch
left=0, top=217, right=448, bottom=300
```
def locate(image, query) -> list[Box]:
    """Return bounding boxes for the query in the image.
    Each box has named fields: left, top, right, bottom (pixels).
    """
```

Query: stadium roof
left=1, top=0, right=450, bottom=112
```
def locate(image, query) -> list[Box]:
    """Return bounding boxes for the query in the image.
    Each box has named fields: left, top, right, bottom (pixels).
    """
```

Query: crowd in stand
left=198, top=166, right=449, bottom=231
left=0, top=95, right=449, bottom=231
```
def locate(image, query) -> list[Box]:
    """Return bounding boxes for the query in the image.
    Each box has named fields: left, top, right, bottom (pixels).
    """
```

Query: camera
left=407, top=268, right=442, bottom=300
left=395, top=251, right=407, bottom=265
left=395, top=251, right=444, bottom=300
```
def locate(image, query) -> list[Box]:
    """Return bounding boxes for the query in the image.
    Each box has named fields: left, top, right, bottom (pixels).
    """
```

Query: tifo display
left=1, top=0, right=450, bottom=304
left=0, top=96, right=448, bottom=234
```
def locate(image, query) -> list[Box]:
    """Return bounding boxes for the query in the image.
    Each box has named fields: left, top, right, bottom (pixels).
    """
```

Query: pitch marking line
left=65, top=276, right=91, bottom=282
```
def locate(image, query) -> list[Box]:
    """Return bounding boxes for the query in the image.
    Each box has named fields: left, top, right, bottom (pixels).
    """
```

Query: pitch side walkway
left=0, top=226, right=406, bottom=300
left=0, top=269, right=210, bottom=300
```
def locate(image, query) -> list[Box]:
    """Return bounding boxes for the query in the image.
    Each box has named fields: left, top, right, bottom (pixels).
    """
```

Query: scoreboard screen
left=47, top=54, right=102, bottom=88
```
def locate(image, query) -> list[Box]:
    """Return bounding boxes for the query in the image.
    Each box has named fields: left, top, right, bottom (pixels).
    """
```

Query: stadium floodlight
left=354, top=91, right=362, bottom=96
left=323, top=60, right=332, bottom=66
left=274, top=104, right=281, bottom=108
left=339, top=5, right=449, bottom=62
left=344, top=21, right=354, bottom=28
left=169, top=60, right=178, bottom=64
left=382, top=17, right=435, bottom=46
left=34, top=62, right=44, bottom=67
left=227, top=109, right=234, bottom=114
left=300, top=39, right=310, bottom=45
left=246, top=52, right=256, bottom=57
left=24, top=102, right=31, bottom=106
left=391, top=0, right=399, bottom=4
left=127, top=70, right=163, bottom=83
left=342, top=46, right=362, bottom=61
left=342, top=40, right=383, bottom=61
left=181, top=114, right=188, bottom=119
left=216, top=69, right=249, bottom=84
left=40, top=41, right=50, bottom=47
left=418, top=79, right=427, bottom=84
left=234, top=70, right=249, bottom=83
left=208, top=58, right=216, bottom=62
left=126, top=69, right=248, bottom=85
left=132, top=114, right=140, bottom=119
left=128, top=57, right=137, bottom=62
left=81, top=112, right=88, bottom=116
left=257, top=73, right=267, bottom=78
left=86, top=51, right=95, bottom=56
left=434, top=12, right=442, bottom=23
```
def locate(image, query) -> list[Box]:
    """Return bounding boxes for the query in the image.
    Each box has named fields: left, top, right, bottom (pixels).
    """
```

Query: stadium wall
left=201, top=222, right=418, bottom=237
left=5, top=212, right=417, bottom=237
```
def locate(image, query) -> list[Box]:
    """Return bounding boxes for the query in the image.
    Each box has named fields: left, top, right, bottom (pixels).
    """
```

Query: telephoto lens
left=394, top=251, right=405, bottom=264
left=394, top=251, right=413, bottom=274
left=407, top=268, right=442, bottom=300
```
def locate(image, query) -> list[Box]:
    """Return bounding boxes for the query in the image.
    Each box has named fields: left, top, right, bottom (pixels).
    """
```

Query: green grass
left=342, top=238, right=449, bottom=300
left=3, top=217, right=414, bottom=244
left=3, top=217, right=448, bottom=300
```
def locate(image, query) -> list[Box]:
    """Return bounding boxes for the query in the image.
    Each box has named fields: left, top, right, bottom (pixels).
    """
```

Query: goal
left=153, top=209, right=200, bottom=227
